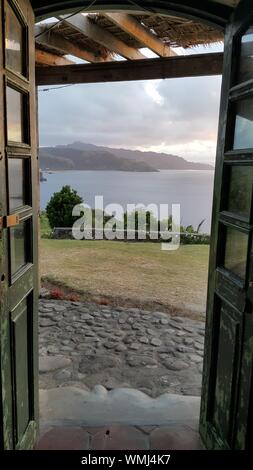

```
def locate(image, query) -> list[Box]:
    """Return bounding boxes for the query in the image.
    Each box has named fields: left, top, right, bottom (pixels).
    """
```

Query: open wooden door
left=0, top=0, right=39, bottom=450
left=200, top=0, right=253, bottom=450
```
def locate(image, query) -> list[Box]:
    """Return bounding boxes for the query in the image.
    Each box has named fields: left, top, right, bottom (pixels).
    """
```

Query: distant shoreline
left=42, top=168, right=214, bottom=174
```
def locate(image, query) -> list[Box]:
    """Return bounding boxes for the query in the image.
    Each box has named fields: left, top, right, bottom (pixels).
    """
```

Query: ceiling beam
left=35, top=25, right=109, bottom=63
left=35, top=48, right=74, bottom=66
left=104, top=12, right=176, bottom=57
left=57, top=13, right=146, bottom=60
left=36, top=52, right=223, bottom=86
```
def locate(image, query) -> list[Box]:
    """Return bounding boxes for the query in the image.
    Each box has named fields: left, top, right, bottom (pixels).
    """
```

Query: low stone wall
left=51, top=227, right=209, bottom=244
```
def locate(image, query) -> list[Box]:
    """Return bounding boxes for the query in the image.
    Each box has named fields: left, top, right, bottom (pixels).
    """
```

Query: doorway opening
left=36, top=9, right=222, bottom=446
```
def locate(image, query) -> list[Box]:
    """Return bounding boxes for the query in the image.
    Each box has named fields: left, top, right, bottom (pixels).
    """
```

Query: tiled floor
left=36, top=424, right=204, bottom=450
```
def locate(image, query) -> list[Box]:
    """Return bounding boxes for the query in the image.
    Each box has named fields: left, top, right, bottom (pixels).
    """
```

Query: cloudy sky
left=38, top=44, right=222, bottom=164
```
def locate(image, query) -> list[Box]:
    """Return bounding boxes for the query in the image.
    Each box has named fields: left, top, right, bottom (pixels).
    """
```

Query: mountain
left=39, top=142, right=214, bottom=172
left=40, top=147, right=157, bottom=172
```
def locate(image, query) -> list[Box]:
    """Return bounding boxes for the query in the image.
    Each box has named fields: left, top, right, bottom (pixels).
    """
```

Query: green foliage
left=181, top=219, right=209, bottom=244
left=123, top=210, right=157, bottom=232
left=40, top=210, right=52, bottom=238
left=43, top=200, right=210, bottom=244
left=46, top=185, right=83, bottom=228
left=122, top=211, right=210, bottom=244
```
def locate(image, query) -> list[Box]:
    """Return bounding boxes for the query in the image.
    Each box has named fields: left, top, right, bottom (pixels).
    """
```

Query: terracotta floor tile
left=91, top=426, right=149, bottom=450
left=150, top=425, right=203, bottom=450
left=36, top=426, right=90, bottom=450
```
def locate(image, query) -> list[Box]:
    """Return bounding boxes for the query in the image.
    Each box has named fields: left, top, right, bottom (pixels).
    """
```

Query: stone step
left=40, top=386, right=200, bottom=427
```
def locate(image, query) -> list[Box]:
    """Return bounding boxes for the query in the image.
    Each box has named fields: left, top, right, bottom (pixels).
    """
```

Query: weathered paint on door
left=200, top=0, right=253, bottom=450
left=0, top=0, right=39, bottom=450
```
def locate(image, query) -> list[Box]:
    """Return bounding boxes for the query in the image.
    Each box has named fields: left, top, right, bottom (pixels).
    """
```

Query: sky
left=38, top=43, right=223, bottom=165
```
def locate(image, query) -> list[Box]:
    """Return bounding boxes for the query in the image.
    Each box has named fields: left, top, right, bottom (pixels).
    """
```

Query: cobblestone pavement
left=39, top=300, right=205, bottom=397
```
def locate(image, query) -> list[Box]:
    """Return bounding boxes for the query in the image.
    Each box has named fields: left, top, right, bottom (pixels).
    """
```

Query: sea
left=40, top=169, right=214, bottom=233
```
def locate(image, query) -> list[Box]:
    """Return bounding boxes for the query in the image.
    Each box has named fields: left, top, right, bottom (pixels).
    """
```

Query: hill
left=40, top=147, right=157, bottom=172
left=39, top=142, right=214, bottom=172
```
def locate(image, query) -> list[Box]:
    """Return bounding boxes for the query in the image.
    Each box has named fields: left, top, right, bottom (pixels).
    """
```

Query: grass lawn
left=40, top=239, right=209, bottom=318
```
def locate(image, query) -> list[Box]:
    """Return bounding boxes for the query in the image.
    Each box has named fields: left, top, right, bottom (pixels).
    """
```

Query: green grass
left=40, top=239, right=209, bottom=316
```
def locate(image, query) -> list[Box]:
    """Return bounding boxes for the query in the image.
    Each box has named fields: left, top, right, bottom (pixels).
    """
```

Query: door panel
left=200, top=0, right=253, bottom=450
left=11, top=299, right=30, bottom=443
left=213, top=304, right=240, bottom=444
left=0, top=0, right=38, bottom=450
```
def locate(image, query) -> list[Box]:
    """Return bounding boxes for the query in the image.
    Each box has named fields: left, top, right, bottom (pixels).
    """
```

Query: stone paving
left=39, top=299, right=205, bottom=397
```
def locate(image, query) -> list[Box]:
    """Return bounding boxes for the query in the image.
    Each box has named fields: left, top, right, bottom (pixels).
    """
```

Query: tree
left=46, top=185, right=83, bottom=228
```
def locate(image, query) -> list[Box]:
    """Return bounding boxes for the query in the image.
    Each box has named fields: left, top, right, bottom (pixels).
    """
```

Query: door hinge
left=0, top=214, right=20, bottom=229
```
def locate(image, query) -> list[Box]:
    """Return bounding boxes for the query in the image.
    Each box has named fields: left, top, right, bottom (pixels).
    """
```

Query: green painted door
left=200, top=0, right=253, bottom=450
left=0, top=0, right=39, bottom=450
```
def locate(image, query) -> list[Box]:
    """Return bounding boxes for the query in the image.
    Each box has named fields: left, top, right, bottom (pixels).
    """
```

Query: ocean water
left=40, top=169, right=214, bottom=233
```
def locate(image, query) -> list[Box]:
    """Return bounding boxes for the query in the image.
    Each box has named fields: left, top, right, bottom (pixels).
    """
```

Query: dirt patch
left=41, top=280, right=205, bottom=322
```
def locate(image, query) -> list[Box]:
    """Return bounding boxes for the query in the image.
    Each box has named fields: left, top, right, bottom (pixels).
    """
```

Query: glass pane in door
left=10, top=220, right=26, bottom=276
left=233, top=98, right=253, bottom=149
left=6, top=86, right=24, bottom=143
left=238, top=25, right=253, bottom=83
left=5, top=2, right=23, bottom=75
left=227, top=166, right=253, bottom=219
left=8, top=159, right=25, bottom=210
left=224, top=227, right=248, bottom=278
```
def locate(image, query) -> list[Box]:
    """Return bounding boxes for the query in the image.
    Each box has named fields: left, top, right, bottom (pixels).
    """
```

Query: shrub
left=46, top=185, right=83, bottom=229
left=49, top=287, right=80, bottom=301
left=98, top=298, right=109, bottom=306
left=40, top=210, right=52, bottom=238
left=50, top=287, right=65, bottom=300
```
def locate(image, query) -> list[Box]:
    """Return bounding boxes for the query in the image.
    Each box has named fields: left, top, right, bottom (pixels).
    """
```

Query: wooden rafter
left=36, top=52, right=223, bottom=86
left=57, top=13, right=146, bottom=60
left=35, top=49, right=74, bottom=66
left=104, top=13, right=177, bottom=57
left=35, top=25, right=109, bottom=63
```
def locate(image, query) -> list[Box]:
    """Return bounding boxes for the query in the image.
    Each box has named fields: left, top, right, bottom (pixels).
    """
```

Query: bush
left=46, top=185, right=83, bottom=229
left=40, top=210, right=52, bottom=238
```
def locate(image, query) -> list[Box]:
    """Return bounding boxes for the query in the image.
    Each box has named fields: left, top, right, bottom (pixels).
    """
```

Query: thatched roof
left=92, top=13, right=223, bottom=50
left=135, top=15, right=224, bottom=48
left=32, top=1, right=240, bottom=24
left=35, top=11, right=224, bottom=66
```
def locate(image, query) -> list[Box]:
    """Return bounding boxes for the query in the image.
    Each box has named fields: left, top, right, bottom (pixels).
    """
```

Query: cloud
left=38, top=73, right=222, bottom=164
left=144, top=80, right=164, bottom=105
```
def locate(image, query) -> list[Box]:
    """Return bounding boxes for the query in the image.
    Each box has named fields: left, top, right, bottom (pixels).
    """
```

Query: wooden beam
left=35, top=25, right=108, bottom=63
left=104, top=13, right=176, bottom=57
left=57, top=13, right=146, bottom=60
left=36, top=52, right=223, bottom=86
left=35, top=49, right=74, bottom=66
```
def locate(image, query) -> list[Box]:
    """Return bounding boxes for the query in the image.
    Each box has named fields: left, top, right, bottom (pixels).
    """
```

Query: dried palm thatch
left=92, top=13, right=224, bottom=50
left=137, top=15, right=223, bottom=48
left=35, top=12, right=224, bottom=65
